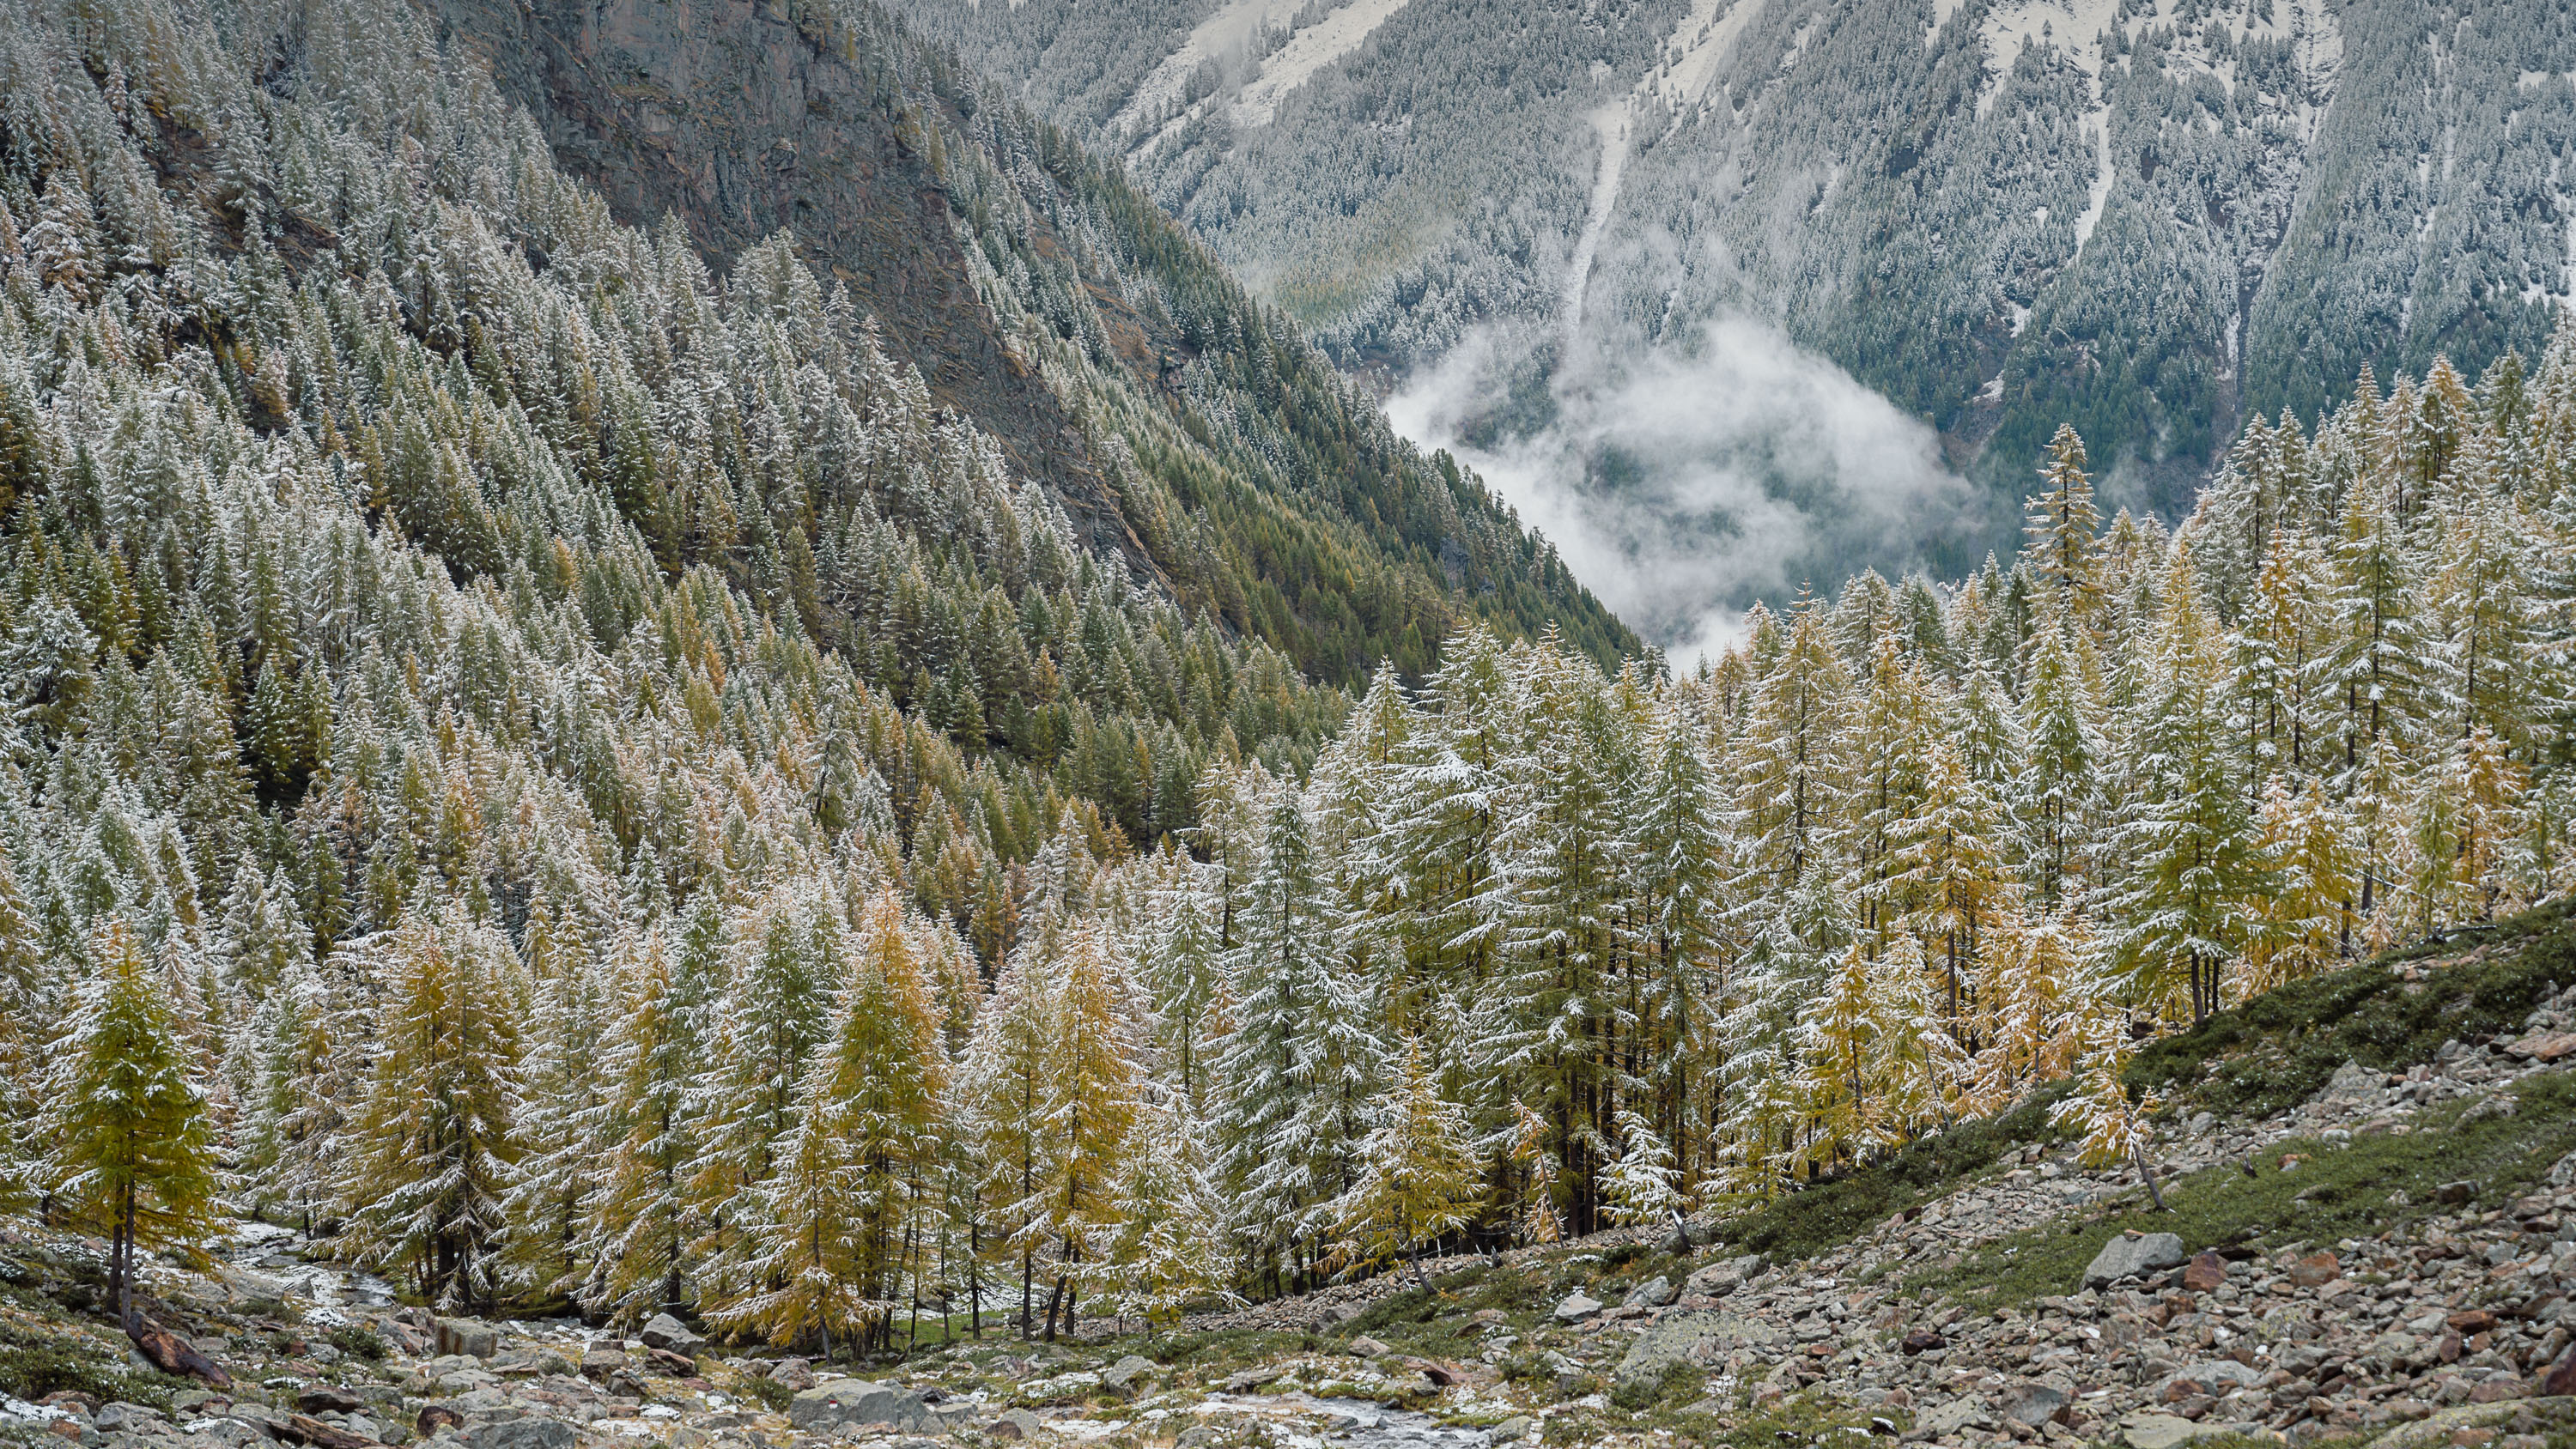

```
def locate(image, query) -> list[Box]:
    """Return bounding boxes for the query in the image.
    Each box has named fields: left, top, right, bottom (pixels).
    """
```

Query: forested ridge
left=4, top=0, right=2576, bottom=1364
left=428, top=0, right=1637, bottom=688
left=899, top=0, right=2576, bottom=537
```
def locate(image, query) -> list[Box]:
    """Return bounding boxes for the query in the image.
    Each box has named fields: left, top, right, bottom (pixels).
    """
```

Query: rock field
left=7, top=979, right=2576, bottom=1449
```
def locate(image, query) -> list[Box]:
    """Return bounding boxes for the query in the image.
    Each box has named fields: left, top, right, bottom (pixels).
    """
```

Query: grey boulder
left=639, top=1313, right=703, bottom=1351
left=1623, top=1276, right=1679, bottom=1309
left=2001, top=1382, right=2069, bottom=1428
left=1615, top=1310, right=1780, bottom=1385
left=1552, top=1292, right=1603, bottom=1324
left=788, top=1379, right=943, bottom=1436
left=985, top=1408, right=1045, bottom=1440
left=93, top=1404, right=164, bottom=1434
left=434, top=1319, right=498, bottom=1360
left=1917, top=1398, right=1996, bottom=1435
left=1684, top=1255, right=1761, bottom=1298
left=2162, top=1359, right=2264, bottom=1392
left=2082, top=1231, right=2186, bottom=1288
left=456, top=1422, right=577, bottom=1449
left=1102, top=1355, right=1157, bottom=1396
left=193, top=1421, right=268, bottom=1449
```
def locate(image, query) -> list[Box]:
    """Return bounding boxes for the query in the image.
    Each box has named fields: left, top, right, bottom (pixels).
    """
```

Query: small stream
left=1193, top=1393, right=1492, bottom=1449
left=219, top=1221, right=399, bottom=1325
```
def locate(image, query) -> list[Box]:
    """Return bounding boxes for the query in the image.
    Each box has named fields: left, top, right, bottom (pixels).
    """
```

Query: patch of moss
left=326, top=1325, right=386, bottom=1361
left=736, top=1372, right=794, bottom=1410
left=1716, top=1090, right=2069, bottom=1266
left=1608, top=1360, right=1704, bottom=1412
left=0, top=1322, right=191, bottom=1415
left=1910, top=1069, right=2576, bottom=1312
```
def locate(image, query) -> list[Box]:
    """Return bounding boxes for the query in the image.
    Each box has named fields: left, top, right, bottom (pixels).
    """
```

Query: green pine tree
left=45, top=918, right=219, bottom=1327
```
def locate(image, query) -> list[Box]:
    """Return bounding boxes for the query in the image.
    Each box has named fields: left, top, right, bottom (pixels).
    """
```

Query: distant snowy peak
left=899, top=0, right=2576, bottom=519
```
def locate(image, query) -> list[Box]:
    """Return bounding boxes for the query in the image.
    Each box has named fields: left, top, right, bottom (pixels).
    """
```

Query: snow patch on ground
left=1974, top=0, right=2119, bottom=118
left=1563, top=103, right=1631, bottom=349
left=2072, top=112, right=2114, bottom=252
left=1650, top=0, right=1759, bottom=110
left=1229, top=0, right=1415, bottom=127
left=1110, top=0, right=1308, bottom=141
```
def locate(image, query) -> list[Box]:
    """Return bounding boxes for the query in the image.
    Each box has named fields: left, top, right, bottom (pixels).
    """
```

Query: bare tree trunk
left=2132, top=1146, right=2168, bottom=1212
left=1041, top=1275, right=1066, bottom=1342
left=112, top=1185, right=134, bottom=1329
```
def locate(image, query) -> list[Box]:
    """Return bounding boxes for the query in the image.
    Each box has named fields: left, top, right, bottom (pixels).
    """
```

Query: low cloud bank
left=1388, top=318, right=1996, bottom=666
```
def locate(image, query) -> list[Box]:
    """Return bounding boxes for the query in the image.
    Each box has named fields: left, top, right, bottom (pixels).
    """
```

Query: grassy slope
left=1911, top=1067, right=2576, bottom=1312
left=2129, top=902, right=2576, bottom=1117
left=1700, top=904, right=2576, bottom=1278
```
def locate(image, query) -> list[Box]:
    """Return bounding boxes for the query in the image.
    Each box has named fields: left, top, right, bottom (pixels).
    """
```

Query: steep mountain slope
left=8, top=0, right=2576, bottom=1381
left=429, top=0, right=1636, bottom=681
left=892, top=0, right=2576, bottom=530
left=1592, top=0, right=2576, bottom=514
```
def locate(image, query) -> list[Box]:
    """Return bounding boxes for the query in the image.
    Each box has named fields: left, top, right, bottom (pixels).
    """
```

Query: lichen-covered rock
left=1615, top=1311, right=1779, bottom=1385
left=2082, top=1231, right=2186, bottom=1288
left=787, top=1379, right=941, bottom=1436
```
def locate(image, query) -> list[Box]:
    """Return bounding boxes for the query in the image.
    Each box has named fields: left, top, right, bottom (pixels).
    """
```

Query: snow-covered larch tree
left=341, top=906, right=524, bottom=1312
left=1336, top=1034, right=1484, bottom=1283
left=46, top=918, right=218, bottom=1328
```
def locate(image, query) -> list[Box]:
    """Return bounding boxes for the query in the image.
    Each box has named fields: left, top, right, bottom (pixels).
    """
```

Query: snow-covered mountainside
left=891, top=0, right=2575, bottom=547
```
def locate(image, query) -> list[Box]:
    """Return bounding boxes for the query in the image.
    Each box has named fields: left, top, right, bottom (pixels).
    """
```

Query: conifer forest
left=4, top=0, right=2576, bottom=1365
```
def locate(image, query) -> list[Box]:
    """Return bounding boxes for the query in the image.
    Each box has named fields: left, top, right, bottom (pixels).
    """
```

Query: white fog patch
left=1388, top=322, right=1984, bottom=669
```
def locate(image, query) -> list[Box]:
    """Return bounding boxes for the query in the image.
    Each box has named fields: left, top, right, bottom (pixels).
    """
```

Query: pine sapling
left=2050, top=1009, right=2167, bottom=1211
